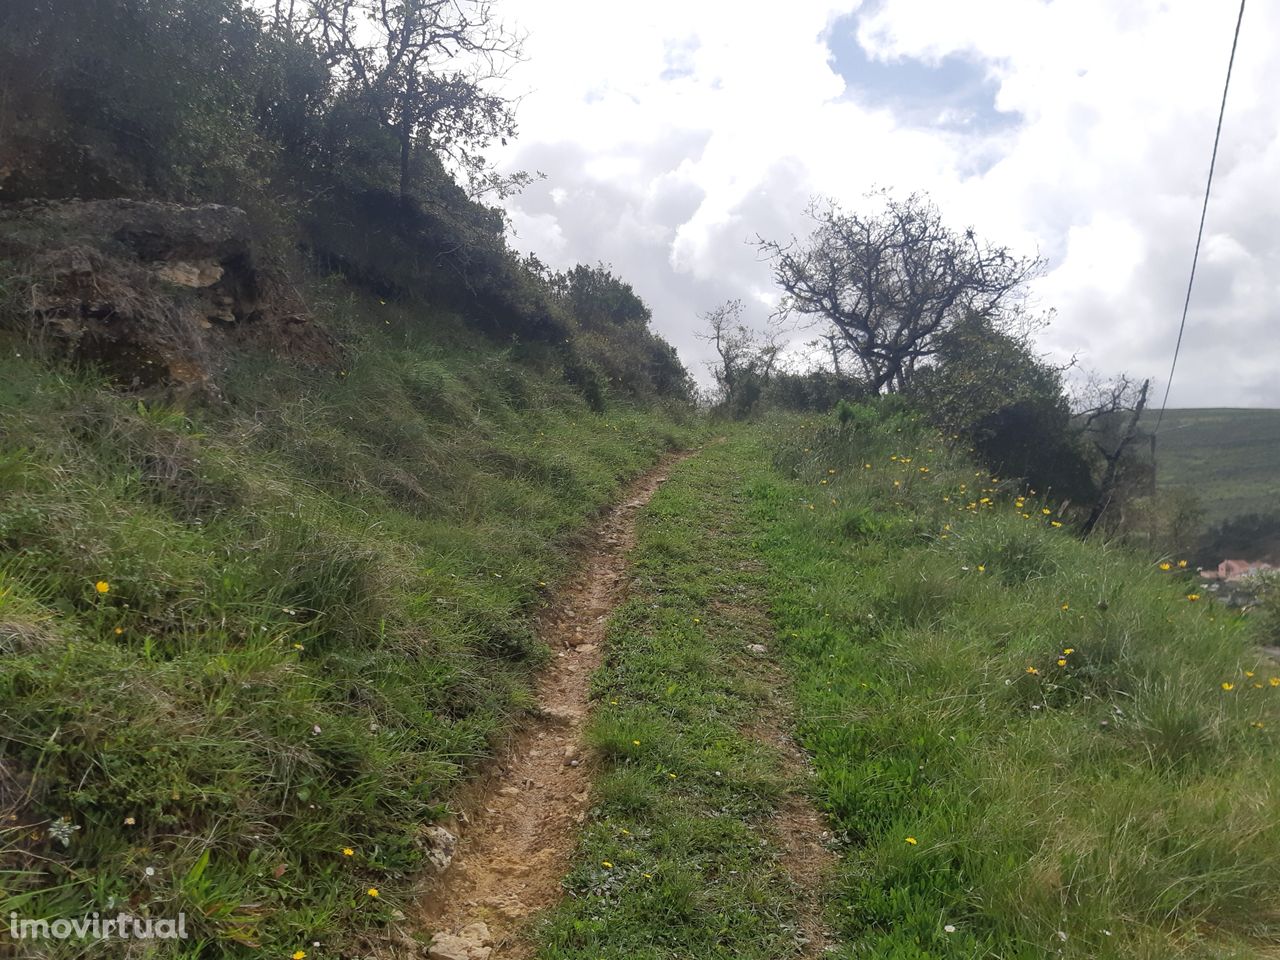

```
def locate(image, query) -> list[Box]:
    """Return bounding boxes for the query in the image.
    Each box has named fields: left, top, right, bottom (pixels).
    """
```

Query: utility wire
left=1153, top=0, right=1247, bottom=435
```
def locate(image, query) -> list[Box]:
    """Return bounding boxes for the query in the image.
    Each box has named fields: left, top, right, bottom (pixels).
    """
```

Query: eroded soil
left=409, top=452, right=692, bottom=958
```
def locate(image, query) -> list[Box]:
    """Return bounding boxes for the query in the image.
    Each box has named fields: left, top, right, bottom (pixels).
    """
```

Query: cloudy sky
left=490, top=0, right=1278, bottom=407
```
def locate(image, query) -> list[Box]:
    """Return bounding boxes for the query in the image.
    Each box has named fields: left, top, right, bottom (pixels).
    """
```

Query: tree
left=548, top=263, right=651, bottom=334
left=1075, top=375, right=1152, bottom=536
left=298, top=0, right=521, bottom=198
left=758, top=192, right=1043, bottom=394
left=546, top=263, right=693, bottom=403
left=907, top=311, right=1095, bottom=501
left=697, top=300, right=782, bottom=418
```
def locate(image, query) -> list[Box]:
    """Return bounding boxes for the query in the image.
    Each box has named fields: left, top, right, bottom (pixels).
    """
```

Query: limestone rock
left=422, top=825, right=457, bottom=872
left=427, top=921, right=492, bottom=960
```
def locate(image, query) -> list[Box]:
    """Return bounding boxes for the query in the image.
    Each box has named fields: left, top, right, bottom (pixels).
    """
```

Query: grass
left=7, top=293, right=1279, bottom=960
left=534, top=436, right=814, bottom=959
left=1140, top=408, right=1280, bottom=524
left=0, top=285, right=696, bottom=957
left=754, top=404, right=1280, bottom=958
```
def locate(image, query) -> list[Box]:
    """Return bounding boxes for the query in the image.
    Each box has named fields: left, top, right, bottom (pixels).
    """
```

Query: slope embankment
left=0, top=296, right=695, bottom=958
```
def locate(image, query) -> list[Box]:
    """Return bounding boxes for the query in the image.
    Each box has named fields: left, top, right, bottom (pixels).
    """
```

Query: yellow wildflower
left=366, top=888, right=379, bottom=897
left=1186, top=594, right=1200, bottom=602
left=1178, top=560, right=1188, bottom=568
left=1064, top=648, right=1075, bottom=655
left=1026, top=666, right=1040, bottom=675
left=1270, top=677, right=1280, bottom=687
left=1221, top=682, right=1234, bottom=691
left=1060, top=603, right=1069, bottom=611
left=1042, top=508, right=1051, bottom=516
left=342, top=847, right=354, bottom=857
left=95, top=580, right=110, bottom=594
left=904, top=836, right=918, bottom=845
left=294, top=952, right=307, bottom=960
left=1057, top=658, right=1067, bottom=667
left=1050, top=521, right=1063, bottom=528
left=602, top=860, right=613, bottom=869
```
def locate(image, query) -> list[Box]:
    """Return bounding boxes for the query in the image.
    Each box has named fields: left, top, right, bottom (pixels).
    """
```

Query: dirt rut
left=410, top=452, right=691, bottom=958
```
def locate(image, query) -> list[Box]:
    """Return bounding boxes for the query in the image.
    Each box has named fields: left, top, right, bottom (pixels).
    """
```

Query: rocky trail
left=398, top=453, right=693, bottom=960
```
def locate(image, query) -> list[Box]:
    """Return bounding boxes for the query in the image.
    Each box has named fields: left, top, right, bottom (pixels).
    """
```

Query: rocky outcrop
left=0, top=199, right=337, bottom=399
left=426, top=922, right=492, bottom=960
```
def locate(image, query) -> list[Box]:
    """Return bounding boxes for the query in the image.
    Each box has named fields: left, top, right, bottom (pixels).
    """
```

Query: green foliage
left=757, top=407, right=1280, bottom=958
left=0, top=0, right=692, bottom=398
left=0, top=0, right=270, bottom=202
left=545, top=264, right=694, bottom=405
left=765, top=370, right=866, bottom=414
left=0, top=295, right=695, bottom=957
left=908, top=314, right=1096, bottom=502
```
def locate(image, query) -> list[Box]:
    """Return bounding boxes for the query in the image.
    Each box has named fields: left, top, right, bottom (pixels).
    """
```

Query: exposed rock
left=427, top=921, right=492, bottom=960
left=747, top=643, right=769, bottom=655
left=154, top=259, right=224, bottom=288
left=421, top=825, right=457, bottom=873
left=0, top=198, right=337, bottom=400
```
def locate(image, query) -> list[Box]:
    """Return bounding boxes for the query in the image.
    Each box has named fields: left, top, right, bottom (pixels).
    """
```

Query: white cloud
left=492, top=0, right=1279, bottom=406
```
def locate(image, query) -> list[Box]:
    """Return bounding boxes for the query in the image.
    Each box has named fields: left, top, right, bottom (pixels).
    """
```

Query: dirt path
left=406, top=452, right=693, bottom=959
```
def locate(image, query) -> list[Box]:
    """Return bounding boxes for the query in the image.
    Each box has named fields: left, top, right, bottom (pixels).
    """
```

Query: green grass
left=534, top=437, right=814, bottom=960
left=1141, top=408, right=1280, bottom=523
left=754, top=406, right=1280, bottom=959
left=0, top=286, right=696, bottom=957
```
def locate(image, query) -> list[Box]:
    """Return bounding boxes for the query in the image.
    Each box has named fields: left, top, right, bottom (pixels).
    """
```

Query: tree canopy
left=759, top=192, right=1043, bottom=394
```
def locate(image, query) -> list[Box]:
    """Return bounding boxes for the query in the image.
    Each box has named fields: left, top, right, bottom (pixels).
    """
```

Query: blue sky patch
left=825, top=11, right=1019, bottom=135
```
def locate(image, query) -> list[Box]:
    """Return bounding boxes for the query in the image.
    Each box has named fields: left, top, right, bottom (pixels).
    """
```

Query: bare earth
left=365, top=449, right=835, bottom=959
left=409, top=452, right=692, bottom=958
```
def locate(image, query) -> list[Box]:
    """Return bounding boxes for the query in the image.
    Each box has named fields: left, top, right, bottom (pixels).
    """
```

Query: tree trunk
left=398, top=76, right=416, bottom=199
left=1082, top=378, right=1149, bottom=537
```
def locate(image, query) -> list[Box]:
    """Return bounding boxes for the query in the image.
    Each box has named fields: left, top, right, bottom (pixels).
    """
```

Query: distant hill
left=1141, top=408, right=1280, bottom=523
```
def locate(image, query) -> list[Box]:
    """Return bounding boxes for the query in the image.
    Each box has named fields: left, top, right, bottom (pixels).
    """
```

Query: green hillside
left=1142, top=408, right=1280, bottom=523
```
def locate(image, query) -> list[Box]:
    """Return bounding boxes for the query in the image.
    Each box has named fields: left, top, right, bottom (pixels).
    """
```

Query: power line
left=1153, top=0, right=1247, bottom=436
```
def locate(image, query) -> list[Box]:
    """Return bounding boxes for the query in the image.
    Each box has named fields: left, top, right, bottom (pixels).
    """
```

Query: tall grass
left=0, top=287, right=694, bottom=956
left=756, top=405, right=1280, bottom=959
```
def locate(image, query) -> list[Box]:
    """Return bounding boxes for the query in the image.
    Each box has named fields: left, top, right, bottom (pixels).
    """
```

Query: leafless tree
left=298, top=0, right=522, bottom=197
left=1075, top=374, right=1151, bottom=536
left=697, top=299, right=782, bottom=416
left=758, top=191, right=1044, bottom=394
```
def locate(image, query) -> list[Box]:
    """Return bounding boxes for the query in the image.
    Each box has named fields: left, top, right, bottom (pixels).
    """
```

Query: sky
left=490, top=0, right=1279, bottom=407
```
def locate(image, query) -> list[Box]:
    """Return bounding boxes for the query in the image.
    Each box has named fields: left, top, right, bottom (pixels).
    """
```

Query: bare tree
left=299, top=0, right=522, bottom=197
left=758, top=192, right=1044, bottom=394
left=697, top=299, right=782, bottom=417
left=1075, top=374, right=1151, bottom=536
